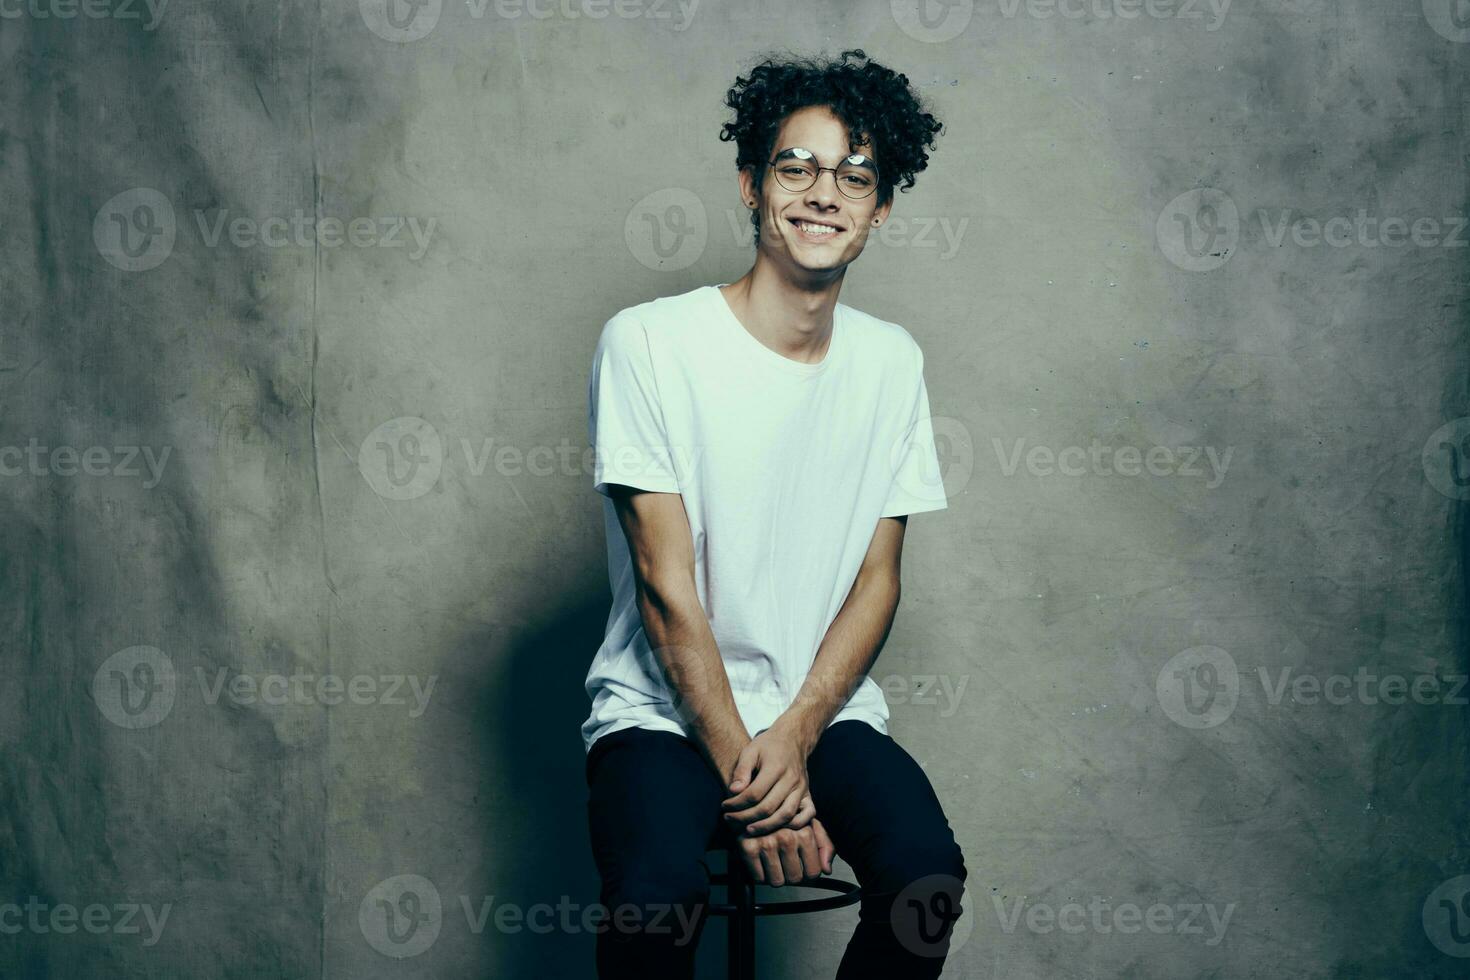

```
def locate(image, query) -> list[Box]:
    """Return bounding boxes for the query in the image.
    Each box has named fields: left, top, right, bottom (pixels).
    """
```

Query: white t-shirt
left=582, top=283, right=947, bottom=754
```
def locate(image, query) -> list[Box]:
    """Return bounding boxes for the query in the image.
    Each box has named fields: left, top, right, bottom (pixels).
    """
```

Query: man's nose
left=805, top=170, right=842, bottom=207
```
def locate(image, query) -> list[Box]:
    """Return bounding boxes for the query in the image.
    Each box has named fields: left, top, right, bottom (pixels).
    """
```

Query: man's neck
left=719, top=260, right=846, bottom=365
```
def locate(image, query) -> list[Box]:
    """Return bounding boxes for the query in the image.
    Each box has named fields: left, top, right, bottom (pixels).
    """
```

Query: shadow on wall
left=478, top=579, right=753, bottom=976
left=477, top=587, right=621, bottom=975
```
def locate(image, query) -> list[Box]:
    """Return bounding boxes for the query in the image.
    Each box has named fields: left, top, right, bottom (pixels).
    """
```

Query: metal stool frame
left=705, top=840, right=862, bottom=980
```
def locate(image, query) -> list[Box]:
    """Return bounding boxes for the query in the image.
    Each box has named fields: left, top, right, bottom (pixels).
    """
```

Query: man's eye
left=841, top=174, right=873, bottom=187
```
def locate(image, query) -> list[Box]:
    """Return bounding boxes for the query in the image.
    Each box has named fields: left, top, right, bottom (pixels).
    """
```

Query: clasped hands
left=720, top=724, right=836, bottom=887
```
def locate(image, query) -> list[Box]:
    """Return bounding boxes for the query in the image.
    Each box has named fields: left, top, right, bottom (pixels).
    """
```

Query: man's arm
left=771, top=513, right=907, bottom=754
left=607, top=483, right=751, bottom=784
left=611, top=483, right=838, bottom=886
left=720, top=514, right=907, bottom=835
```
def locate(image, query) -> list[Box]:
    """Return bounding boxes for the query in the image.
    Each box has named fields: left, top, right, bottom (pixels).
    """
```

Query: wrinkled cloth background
left=1, top=0, right=1467, bottom=976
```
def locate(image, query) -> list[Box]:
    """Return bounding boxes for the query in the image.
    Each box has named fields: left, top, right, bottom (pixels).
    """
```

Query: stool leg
left=727, top=849, right=756, bottom=980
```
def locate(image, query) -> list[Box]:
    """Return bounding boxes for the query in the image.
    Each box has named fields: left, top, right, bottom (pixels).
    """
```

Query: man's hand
left=721, top=724, right=815, bottom=836
left=735, top=817, right=836, bottom=886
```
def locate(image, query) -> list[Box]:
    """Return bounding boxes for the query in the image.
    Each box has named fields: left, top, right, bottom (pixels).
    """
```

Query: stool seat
left=706, top=838, right=861, bottom=979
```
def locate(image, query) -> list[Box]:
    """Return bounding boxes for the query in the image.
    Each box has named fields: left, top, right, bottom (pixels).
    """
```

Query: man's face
left=742, top=105, right=892, bottom=278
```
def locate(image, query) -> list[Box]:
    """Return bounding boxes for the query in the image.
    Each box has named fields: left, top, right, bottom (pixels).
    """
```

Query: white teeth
left=796, top=220, right=837, bottom=236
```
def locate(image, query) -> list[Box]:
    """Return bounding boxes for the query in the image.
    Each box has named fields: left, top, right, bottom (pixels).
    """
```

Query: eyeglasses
left=766, top=147, right=880, bottom=200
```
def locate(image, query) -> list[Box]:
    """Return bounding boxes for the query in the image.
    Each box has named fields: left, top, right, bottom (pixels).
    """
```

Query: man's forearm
left=637, top=581, right=751, bottom=782
left=770, top=570, right=901, bottom=757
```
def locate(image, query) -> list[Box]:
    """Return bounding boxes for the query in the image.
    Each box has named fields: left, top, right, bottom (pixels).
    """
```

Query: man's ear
left=737, top=164, right=760, bottom=209
left=872, top=193, right=894, bottom=226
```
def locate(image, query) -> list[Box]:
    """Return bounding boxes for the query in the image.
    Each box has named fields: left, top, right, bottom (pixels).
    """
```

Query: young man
left=582, top=50, right=966, bottom=978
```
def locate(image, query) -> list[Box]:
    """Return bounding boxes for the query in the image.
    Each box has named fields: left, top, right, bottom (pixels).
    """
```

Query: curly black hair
left=719, top=49, right=943, bottom=244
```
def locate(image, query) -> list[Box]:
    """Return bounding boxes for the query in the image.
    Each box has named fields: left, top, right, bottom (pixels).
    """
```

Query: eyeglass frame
left=764, top=146, right=882, bottom=201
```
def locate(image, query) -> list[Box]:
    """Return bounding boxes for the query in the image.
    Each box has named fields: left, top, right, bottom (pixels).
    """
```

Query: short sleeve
left=880, top=345, right=948, bottom=518
left=588, top=314, right=681, bottom=497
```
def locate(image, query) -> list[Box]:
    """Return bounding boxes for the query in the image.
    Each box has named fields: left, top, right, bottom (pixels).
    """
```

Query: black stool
left=706, top=838, right=862, bottom=980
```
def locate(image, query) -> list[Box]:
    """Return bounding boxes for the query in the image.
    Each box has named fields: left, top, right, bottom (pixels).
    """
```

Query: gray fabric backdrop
left=2, top=0, right=1467, bottom=976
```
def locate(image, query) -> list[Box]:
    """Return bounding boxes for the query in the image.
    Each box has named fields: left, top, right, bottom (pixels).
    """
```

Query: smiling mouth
left=789, top=218, right=843, bottom=239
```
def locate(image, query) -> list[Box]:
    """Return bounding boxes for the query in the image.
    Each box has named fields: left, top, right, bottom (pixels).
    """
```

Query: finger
left=739, top=782, right=799, bottom=832
left=796, top=830, right=822, bottom=881
left=812, top=818, right=835, bottom=874
left=724, top=769, right=795, bottom=822
left=723, top=755, right=781, bottom=812
left=743, top=849, right=765, bottom=885
left=729, top=764, right=799, bottom=822
left=785, top=794, right=816, bottom=831
left=761, top=846, right=785, bottom=888
left=745, top=787, right=804, bottom=836
left=736, top=837, right=766, bottom=884
left=727, top=742, right=759, bottom=795
left=778, top=838, right=805, bottom=885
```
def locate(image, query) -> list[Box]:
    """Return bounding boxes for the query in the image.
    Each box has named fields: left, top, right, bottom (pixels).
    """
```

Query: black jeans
left=584, top=719, right=968, bottom=978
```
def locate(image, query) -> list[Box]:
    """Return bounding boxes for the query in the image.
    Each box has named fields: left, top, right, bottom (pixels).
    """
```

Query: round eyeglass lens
left=770, top=148, right=878, bottom=199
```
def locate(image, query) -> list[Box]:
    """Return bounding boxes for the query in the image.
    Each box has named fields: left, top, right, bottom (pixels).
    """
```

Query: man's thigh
left=584, top=726, right=728, bottom=896
left=805, top=719, right=968, bottom=894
